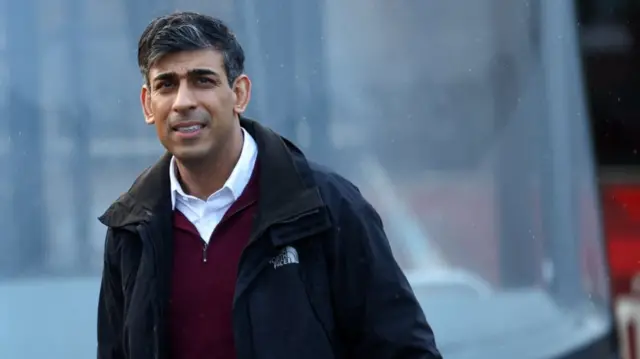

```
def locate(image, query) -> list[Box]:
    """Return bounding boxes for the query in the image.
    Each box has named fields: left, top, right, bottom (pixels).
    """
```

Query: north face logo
left=269, top=246, right=299, bottom=269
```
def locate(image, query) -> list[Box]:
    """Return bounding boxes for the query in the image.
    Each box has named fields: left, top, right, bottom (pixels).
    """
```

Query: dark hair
left=137, top=11, right=245, bottom=86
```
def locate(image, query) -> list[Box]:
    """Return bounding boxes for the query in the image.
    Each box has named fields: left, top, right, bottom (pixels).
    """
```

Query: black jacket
left=97, top=119, right=442, bottom=359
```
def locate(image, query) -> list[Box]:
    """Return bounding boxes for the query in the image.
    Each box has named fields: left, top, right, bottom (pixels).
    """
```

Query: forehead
left=149, top=49, right=225, bottom=76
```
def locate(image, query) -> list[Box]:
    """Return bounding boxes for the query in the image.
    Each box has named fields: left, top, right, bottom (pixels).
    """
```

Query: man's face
left=141, top=49, right=250, bottom=163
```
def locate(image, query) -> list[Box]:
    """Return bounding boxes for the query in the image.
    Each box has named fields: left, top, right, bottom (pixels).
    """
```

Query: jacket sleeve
left=97, top=229, right=126, bottom=359
left=333, top=199, right=442, bottom=359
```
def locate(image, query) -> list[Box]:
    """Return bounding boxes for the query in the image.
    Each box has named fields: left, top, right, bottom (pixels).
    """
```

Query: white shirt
left=169, top=128, right=258, bottom=242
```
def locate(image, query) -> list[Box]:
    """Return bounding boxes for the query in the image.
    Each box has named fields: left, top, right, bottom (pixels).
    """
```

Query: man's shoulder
left=99, top=154, right=171, bottom=228
left=305, top=160, right=369, bottom=216
left=304, top=160, right=389, bottom=267
left=102, top=165, right=153, bottom=212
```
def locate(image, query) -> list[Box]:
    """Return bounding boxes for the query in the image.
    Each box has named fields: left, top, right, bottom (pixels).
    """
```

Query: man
left=97, top=11, right=441, bottom=359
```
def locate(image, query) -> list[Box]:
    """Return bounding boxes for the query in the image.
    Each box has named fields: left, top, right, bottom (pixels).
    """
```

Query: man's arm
left=332, top=199, right=442, bottom=359
left=97, top=229, right=125, bottom=359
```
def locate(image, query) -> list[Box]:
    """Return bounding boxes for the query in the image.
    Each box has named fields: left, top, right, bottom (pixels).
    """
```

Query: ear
left=140, top=85, right=155, bottom=125
left=232, top=74, right=251, bottom=115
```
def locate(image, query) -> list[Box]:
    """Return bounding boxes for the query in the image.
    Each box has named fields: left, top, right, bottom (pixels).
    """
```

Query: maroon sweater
left=168, top=167, right=259, bottom=359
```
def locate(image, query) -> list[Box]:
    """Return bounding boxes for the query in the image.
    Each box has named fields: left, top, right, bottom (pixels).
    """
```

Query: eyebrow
left=152, top=68, right=220, bottom=82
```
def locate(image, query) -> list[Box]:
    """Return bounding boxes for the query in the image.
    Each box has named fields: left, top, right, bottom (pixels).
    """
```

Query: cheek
left=150, top=108, right=170, bottom=137
left=155, top=122, right=169, bottom=144
left=150, top=104, right=171, bottom=129
left=205, top=90, right=235, bottom=114
left=149, top=96, right=171, bottom=116
left=154, top=121, right=174, bottom=151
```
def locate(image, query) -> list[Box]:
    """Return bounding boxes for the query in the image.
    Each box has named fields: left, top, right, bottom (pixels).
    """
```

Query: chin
left=171, top=145, right=214, bottom=164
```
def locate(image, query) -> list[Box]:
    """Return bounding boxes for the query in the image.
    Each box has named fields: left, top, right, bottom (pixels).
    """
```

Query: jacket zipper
left=202, top=242, right=209, bottom=262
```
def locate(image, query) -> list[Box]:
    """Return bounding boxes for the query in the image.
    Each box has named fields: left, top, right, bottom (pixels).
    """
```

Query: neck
left=175, top=127, right=244, bottom=200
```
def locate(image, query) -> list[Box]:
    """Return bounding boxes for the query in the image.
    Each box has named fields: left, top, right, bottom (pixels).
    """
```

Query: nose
left=172, top=83, right=197, bottom=113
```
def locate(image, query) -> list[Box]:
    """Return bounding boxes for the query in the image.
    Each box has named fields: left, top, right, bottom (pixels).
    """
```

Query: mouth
left=172, top=122, right=206, bottom=137
left=175, top=124, right=204, bottom=133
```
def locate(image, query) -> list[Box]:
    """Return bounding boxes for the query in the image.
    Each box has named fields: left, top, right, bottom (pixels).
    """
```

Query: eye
left=196, top=77, right=215, bottom=85
left=155, top=81, right=174, bottom=90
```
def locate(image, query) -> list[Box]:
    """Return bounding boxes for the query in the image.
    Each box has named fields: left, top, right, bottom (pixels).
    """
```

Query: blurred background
left=1, top=0, right=638, bottom=357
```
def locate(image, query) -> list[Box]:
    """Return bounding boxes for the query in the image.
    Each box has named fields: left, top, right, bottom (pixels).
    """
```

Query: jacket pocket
left=247, top=243, right=336, bottom=359
left=298, top=240, right=338, bottom=352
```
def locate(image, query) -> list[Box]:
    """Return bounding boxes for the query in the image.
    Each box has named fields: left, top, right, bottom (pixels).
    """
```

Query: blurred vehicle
left=579, top=0, right=640, bottom=358
left=599, top=173, right=640, bottom=359
left=0, top=0, right=615, bottom=358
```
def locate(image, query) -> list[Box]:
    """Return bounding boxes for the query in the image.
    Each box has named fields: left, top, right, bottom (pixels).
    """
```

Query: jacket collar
left=98, top=118, right=325, bottom=231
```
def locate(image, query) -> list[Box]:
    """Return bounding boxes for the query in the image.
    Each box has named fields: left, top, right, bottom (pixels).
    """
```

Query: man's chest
left=175, top=195, right=234, bottom=241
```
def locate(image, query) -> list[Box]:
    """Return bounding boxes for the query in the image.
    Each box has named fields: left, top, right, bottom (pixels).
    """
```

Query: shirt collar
left=169, top=127, right=258, bottom=209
